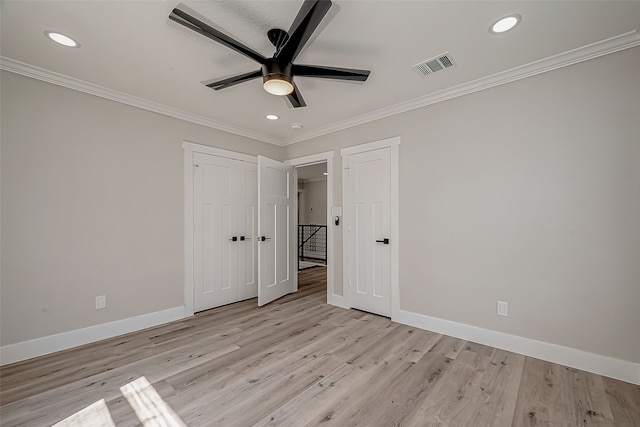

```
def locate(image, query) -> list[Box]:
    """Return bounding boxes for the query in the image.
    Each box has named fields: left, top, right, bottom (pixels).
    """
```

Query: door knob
left=260, top=236, right=272, bottom=241
left=240, top=236, right=245, bottom=241
left=375, top=238, right=390, bottom=244
left=229, top=236, right=238, bottom=241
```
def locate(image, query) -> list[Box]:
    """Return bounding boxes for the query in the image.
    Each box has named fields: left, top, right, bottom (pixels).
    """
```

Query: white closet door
left=347, top=147, right=391, bottom=317
left=193, top=153, right=238, bottom=311
left=238, top=165, right=258, bottom=301
left=257, top=156, right=296, bottom=306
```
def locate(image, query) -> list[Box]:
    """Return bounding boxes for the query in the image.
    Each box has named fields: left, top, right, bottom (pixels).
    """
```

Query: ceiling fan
left=169, top=0, right=371, bottom=108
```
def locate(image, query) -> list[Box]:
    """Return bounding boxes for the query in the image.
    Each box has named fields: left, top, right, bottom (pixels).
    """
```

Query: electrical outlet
left=96, top=295, right=106, bottom=310
left=497, top=301, right=508, bottom=316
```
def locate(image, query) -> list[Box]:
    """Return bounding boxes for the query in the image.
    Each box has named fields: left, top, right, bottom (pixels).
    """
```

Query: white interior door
left=258, top=156, right=296, bottom=306
left=193, top=153, right=238, bottom=311
left=347, top=147, right=391, bottom=317
left=237, top=166, right=258, bottom=301
left=193, top=153, right=257, bottom=311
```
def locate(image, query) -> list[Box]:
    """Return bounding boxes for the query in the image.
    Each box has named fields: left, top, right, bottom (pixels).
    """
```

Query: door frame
left=285, top=152, right=338, bottom=306
left=182, top=141, right=258, bottom=316
left=341, top=137, right=400, bottom=318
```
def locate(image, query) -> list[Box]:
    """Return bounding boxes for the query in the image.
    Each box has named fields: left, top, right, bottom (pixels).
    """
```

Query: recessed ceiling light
left=490, top=14, right=521, bottom=34
left=291, top=123, right=303, bottom=130
left=45, top=31, right=80, bottom=47
left=266, top=114, right=279, bottom=120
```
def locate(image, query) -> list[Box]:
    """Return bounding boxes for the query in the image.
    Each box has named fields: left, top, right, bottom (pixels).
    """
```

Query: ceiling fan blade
left=170, top=7, right=267, bottom=65
left=205, top=70, right=263, bottom=90
left=293, top=64, right=370, bottom=81
left=286, top=83, right=307, bottom=108
left=276, top=0, right=332, bottom=64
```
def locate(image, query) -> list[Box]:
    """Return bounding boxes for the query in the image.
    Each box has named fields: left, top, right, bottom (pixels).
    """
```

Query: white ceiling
left=2, top=1, right=639, bottom=146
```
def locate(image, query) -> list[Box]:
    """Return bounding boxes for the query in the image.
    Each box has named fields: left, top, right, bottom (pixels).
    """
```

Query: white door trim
left=285, top=152, right=339, bottom=307
left=341, top=137, right=400, bottom=318
left=182, top=141, right=258, bottom=163
left=183, top=141, right=257, bottom=316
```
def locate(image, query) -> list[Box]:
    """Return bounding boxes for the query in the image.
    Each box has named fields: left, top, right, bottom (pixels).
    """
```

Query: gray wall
left=0, top=71, right=282, bottom=346
left=284, top=47, right=640, bottom=364
left=300, top=180, right=327, bottom=225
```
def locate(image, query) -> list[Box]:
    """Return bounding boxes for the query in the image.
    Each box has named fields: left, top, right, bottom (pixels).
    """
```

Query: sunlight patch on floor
left=53, top=399, right=116, bottom=427
left=120, top=376, right=186, bottom=427
left=52, top=376, right=186, bottom=426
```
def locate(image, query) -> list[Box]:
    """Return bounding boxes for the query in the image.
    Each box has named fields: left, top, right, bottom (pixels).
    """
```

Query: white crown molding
left=0, top=57, right=283, bottom=146
left=2, top=30, right=639, bottom=148
left=283, top=29, right=640, bottom=145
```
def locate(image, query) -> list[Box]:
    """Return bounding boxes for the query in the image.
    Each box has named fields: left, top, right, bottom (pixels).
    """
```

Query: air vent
left=413, top=53, right=454, bottom=76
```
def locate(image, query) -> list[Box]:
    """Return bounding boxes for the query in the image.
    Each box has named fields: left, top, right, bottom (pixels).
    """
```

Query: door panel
left=258, top=156, right=296, bottom=306
left=348, top=147, right=391, bottom=317
left=262, top=203, right=276, bottom=288
left=276, top=204, right=290, bottom=284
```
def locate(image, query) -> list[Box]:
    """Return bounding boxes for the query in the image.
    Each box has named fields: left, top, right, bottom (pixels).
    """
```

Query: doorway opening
left=296, top=162, right=328, bottom=272
left=296, top=162, right=328, bottom=305
left=287, top=151, right=338, bottom=307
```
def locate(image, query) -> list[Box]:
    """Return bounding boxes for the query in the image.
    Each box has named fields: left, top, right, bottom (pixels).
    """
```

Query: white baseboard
left=0, top=306, right=188, bottom=366
left=394, top=309, right=640, bottom=385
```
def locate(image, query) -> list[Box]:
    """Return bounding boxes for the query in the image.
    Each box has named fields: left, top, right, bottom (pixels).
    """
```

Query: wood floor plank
left=512, top=357, right=621, bottom=427
left=401, top=349, right=492, bottom=425
left=603, top=376, right=640, bottom=427
left=180, top=353, right=344, bottom=426
left=469, top=348, right=525, bottom=426
left=336, top=351, right=453, bottom=426
left=299, top=356, right=416, bottom=426
left=464, top=341, right=496, bottom=358
left=388, top=327, right=442, bottom=363
left=252, top=363, right=360, bottom=426
left=427, top=334, right=467, bottom=360
left=1, top=267, right=638, bottom=427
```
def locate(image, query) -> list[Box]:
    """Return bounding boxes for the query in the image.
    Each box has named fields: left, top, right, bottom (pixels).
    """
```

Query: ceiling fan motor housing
left=262, top=60, right=294, bottom=95
left=262, top=60, right=293, bottom=81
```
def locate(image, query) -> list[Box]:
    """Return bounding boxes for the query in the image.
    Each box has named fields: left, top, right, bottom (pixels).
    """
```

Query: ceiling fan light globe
left=263, top=76, right=294, bottom=96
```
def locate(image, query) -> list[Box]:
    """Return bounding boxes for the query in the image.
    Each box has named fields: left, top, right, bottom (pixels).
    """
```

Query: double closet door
left=193, top=152, right=258, bottom=312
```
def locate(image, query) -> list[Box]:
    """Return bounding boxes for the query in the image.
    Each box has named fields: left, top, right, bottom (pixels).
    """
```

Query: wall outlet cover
left=96, top=295, right=107, bottom=310
left=497, top=301, right=508, bottom=316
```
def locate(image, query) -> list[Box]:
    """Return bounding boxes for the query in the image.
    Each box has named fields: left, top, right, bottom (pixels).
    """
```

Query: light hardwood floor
left=1, top=267, right=638, bottom=426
